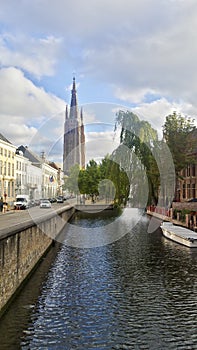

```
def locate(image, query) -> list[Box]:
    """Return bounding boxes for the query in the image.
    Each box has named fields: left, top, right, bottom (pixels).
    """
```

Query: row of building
left=0, top=133, right=64, bottom=206
left=1, top=74, right=196, bottom=207
left=177, top=164, right=196, bottom=202
left=0, top=77, right=86, bottom=207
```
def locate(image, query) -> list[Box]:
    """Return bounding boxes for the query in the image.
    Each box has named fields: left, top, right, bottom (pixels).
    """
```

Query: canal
left=0, top=208, right=197, bottom=349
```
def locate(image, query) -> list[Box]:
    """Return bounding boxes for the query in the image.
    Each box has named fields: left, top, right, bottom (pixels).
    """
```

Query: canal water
left=0, top=208, right=197, bottom=349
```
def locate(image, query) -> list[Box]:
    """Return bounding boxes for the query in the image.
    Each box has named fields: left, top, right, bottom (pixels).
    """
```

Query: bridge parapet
left=75, top=204, right=114, bottom=212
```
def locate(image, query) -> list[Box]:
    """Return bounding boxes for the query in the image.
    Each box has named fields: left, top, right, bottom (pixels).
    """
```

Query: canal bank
left=0, top=205, right=75, bottom=317
left=147, top=203, right=197, bottom=231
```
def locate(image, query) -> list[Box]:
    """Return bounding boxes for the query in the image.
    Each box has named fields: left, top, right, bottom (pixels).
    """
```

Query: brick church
left=63, top=77, right=85, bottom=175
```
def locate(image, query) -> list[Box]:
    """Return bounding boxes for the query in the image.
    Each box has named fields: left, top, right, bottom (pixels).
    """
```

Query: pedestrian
left=3, top=202, right=8, bottom=213
left=0, top=197, right=3, bottom=212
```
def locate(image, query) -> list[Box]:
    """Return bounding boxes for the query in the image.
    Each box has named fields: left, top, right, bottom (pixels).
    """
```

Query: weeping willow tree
left=99, top=155, right=130, bottom=206
left=114, top=110, right=160, bottom=206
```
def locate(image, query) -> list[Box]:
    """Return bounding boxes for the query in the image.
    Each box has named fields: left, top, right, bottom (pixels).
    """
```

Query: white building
left=17, top=146, right=59, bottom=199
left=0, top=134, right=62, bottom=205
left=15, top=149, right=43, bottom=199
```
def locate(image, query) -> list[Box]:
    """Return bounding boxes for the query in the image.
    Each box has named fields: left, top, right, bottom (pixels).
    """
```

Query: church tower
left=63, top=77, right=85, bottom=175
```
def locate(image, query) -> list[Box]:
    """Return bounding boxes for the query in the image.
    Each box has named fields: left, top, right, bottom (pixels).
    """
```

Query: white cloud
left=0, top=0, right=197, bottom=164
left=0, top=67, right=65, bottom=146
left=85, top=129, right=120, bottom=163
left=114, top=87, right=158, bottom=104
left=132, top=98, right=197, bottom=138
left=0, top=33, right=63, bottom=78
left=1, top=1, right=197, bottom=107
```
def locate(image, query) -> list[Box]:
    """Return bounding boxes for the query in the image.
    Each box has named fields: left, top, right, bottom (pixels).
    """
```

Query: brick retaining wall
left=0, top=206, right=75, bottom=316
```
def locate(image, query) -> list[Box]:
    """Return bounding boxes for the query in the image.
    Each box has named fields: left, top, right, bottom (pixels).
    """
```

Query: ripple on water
left=1, top=209, right=197, bottom=349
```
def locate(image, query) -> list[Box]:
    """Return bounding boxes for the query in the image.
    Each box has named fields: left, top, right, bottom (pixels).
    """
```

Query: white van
left=14, top=195, right=30, bottom=210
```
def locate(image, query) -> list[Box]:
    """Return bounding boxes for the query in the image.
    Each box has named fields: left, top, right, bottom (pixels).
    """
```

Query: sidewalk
left=0, top=210, right=15, bottom=215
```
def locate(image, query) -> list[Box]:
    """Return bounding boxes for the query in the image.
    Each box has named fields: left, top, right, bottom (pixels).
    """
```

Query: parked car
left=56, top=196, right=64, bottom=203
left=29, top=200, right=37, bottom=207
left=14, top=195, right=30, bottom=210
left=188, top=198, right=197, bottom=202
left=48, top=197, right=57, bottom=203
left=40, top=199, right=52, bottom=208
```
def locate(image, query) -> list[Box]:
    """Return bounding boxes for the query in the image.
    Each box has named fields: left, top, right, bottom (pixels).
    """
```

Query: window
left=4, top=162, right=6, bottom=176
left=183, top=184, right=186, bottom=199
left=192, top=164, right=196, bottom=177
left=8, top=162, right=11, bottom=176
left=192, top=183, right=196, bottom=198
left=8, top=181, right=10, bottom=197
left=17, top=161, right=21, bottom=171
left=187, top=183, right=190, bottom=198
left=11, top=181, right=14, bottom=197
left=187, top=166, right=190, bottom=177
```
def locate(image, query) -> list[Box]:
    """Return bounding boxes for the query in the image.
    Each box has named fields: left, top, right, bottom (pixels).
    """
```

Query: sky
left=0, top=0, right=197, bottom=166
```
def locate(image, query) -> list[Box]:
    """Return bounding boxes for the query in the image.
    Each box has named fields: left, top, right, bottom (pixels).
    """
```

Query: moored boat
left=160, top=222, right=197, bottom=248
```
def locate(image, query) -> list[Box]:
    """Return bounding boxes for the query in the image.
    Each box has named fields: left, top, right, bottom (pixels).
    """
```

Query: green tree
left=79, top=159, right=100, bottom=202
left=115, top=110, right=160, bottom=205
left=77, top=155, right=130, bottom=206
left=99, top=154, right=130, bottom=206
left=162, top=111, right=196, bottom=173
left=162, top=111, right=196, bottom=200
left=64, top=164, right=80, bottom=195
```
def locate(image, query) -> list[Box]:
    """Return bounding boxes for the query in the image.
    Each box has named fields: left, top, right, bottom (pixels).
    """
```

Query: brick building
left=178, top=129, right=197, bottom=201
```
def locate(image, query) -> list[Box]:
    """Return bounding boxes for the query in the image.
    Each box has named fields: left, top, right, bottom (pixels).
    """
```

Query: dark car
left=48, top=197, right=56, bottom=203
left=56, top=196, right=64, bottom=203
left=29, top=200, right=37, bottom=207
left=187, top=198, right=197, bottom=202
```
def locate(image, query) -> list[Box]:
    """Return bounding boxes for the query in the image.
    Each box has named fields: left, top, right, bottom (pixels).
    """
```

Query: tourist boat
left=160, top=222, right=197, bottom=248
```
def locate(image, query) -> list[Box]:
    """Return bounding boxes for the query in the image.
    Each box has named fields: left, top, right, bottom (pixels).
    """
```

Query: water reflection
left=61, top=207, right=144, bottom=248
left=0, top=209, right=197, bottom=349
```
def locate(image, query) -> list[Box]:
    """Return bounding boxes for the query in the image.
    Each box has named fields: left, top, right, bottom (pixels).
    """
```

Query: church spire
left=63, top=77, right=85, bottom=175
left=65, top=104, right=68, bottom=120
left=71, top=77, right=77, bottom=107
left=69, top=77, right=78, bottom=119
left=80, top=107, right=83, bottom=123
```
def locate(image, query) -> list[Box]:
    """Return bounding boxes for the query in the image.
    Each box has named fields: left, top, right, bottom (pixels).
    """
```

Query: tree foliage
left=64, top=164, right=80, bottom=195
left=78, top=159, right=100, bottom=201
left=115, top=110, right=160, bottom=205
left=100, top=155, right=130, bottom=205
left=64, top=157, right=130, bottom=206
left=162, top=111, right=196, bottom=174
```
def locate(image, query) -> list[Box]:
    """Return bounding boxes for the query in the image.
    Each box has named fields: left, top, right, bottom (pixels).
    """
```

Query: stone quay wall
left=0, top=205, right=75, bottom=315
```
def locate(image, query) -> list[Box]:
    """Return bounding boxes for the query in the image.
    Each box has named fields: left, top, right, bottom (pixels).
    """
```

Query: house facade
left=0, top=133, right=16, bottom=204
left=177, top=129, right=197, bottom=201
left=0, top=133, right=61, bottom=206
left=178, top=161, right=197, bottom=201
left=17, top=146, right=59, bottom=200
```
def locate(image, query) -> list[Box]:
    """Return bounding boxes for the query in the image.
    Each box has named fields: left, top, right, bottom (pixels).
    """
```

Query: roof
left=17, top=146, right=59, bottom=171
left=48, top=161, right=60, bottom=170
left=17, top=145, right=43, bottom=164
left=0, top=133, right=12, bottom=144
